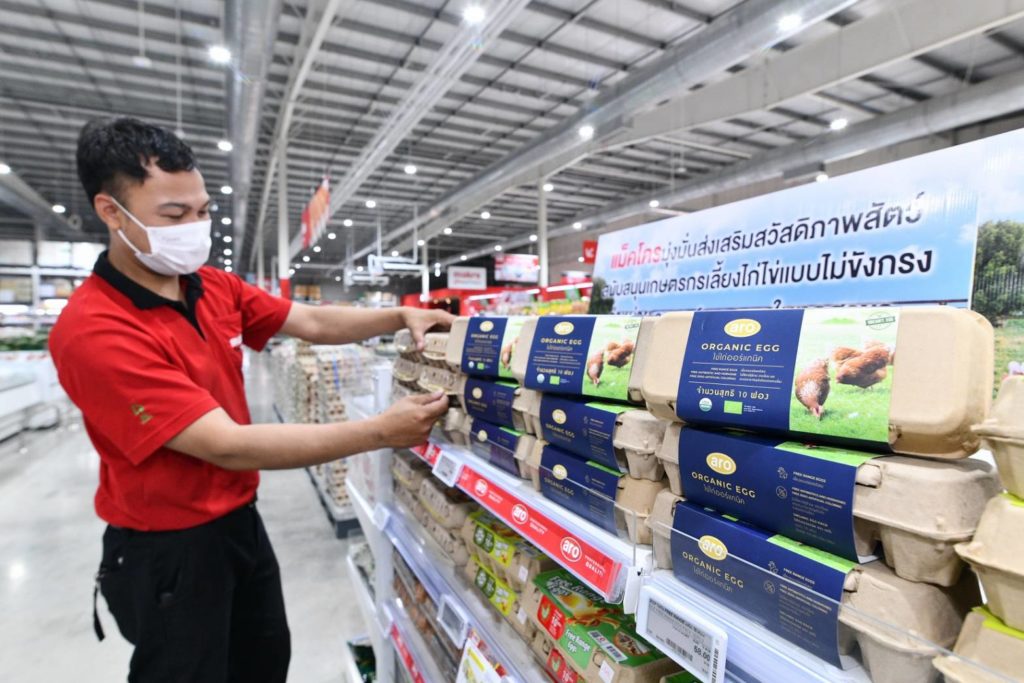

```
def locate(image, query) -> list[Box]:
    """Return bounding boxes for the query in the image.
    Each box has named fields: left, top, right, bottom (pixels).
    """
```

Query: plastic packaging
left=956, top=494, right=1024, bottom=630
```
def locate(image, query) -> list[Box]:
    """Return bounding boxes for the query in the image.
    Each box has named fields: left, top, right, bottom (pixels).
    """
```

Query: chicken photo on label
left=836, top=345, right=892, bottom=390
left=795, top=358, right=830, bottom=420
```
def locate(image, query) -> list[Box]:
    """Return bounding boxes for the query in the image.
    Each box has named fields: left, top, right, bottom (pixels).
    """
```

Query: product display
left=641, top=307, right=994, bottom=458
left=418, top=476, right=474, bottom=530
left=460, top=416, right=536, bottom=479
left=956, top=493, right=1024, bottom=630
left=972, top=376, right=1024, bottom=497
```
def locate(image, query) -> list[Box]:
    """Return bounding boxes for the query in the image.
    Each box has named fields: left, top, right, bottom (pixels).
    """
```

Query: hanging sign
left=447, top=266, right=487, bottom=290
left=301, top=178, right=331, bottom=249
left=582, top=240, right=598, bottom=264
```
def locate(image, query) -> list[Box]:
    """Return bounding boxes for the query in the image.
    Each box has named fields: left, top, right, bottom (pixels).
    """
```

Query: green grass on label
left=994, top=317, right=1024, bottom=395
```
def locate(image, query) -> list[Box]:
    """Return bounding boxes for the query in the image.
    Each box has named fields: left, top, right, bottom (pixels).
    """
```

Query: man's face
left=97, top=161, right=211, bottom=255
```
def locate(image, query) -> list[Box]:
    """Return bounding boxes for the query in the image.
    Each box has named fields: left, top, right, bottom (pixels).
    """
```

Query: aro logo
left=699, top=535, right=729, bottom=561
left=474, top=479, right=489, bottom=497
left=552, top=409, right=567, bottom=425
left=706, top=452, right=737, bottom=475
left=560, top=537, right=583, bottom=563
left=511, top=504, right=529, bottom=525
left=724, top=318, right=761, bottom=338
left=554, top=321, right=575, bottom=336
left=479, top=320, right=494, bottom=333
left=472, top=387, right=483, bottom=400
left=552, top=464, right=568, bottom=480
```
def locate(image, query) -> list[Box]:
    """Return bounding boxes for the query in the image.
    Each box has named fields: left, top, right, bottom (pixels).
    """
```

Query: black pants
left=97, top=502, right=291, bottom=683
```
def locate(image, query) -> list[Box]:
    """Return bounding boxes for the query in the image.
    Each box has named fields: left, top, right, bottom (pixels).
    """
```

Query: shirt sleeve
left=54, top=325, right=221, bottom=466
left=235, top=277, right=292, bottom=351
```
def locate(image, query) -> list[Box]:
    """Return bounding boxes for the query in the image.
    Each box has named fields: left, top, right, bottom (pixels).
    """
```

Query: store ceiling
left=2, top=0, right=1024, bottom=279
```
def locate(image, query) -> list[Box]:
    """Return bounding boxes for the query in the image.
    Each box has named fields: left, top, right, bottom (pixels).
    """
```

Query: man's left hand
left=402, top=308, right=456, bottom=350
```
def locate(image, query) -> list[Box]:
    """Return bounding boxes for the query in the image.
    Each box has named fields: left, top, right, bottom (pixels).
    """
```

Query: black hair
left=76, top=117, right=198, bottom=204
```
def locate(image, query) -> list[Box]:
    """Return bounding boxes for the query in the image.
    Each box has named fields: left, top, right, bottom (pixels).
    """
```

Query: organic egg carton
left=933, top=607, right=1024, bottom=683
left=445, top=316, right=529, bottom=377
left=459, top=418, right=536, bottom=480
left=641, top=307, right=994, bottom=459
left=657, top=423, right=999, bottom=585
left=972, top=376, right=1024, bottom=498
left=956, top=494, right=1024, bottom=631
left=455, top=375, right=528, bottom=432
left=646, top=488, right=685, bottom=570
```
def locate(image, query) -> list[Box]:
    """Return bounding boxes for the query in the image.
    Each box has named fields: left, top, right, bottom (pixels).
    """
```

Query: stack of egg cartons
left=635, top=307, right=1003, bottom=682
left=933, top=377, right=1024, bottom=681
left=497, top=315, right=671, bottom=546
left=392, top=329, right=427, bottom=401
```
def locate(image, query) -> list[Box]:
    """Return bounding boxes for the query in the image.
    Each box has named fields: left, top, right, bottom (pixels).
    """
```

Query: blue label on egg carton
left=539, top=445, right=621, bottom=534
left=676, top=308, right=899, bottom=448
left=524, top=316, right=643, bottom=402
left=468, top=418, right=523, bottom=477
left=679, top=428, right=877, bottom=561
left=463, top=378, right=517, bottom=429
left=670, top=502, right=855, bottom=667
left=462, top=317, right=527, bottom=379
left=538, top=394, right=632, bottom=471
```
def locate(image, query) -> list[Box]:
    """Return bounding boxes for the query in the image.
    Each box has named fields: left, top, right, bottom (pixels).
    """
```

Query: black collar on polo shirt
left=93, top=250, right=205, bottom=335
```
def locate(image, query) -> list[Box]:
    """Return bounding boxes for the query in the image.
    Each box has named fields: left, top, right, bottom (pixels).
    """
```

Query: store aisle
left=0, top=354, right=367, bottom=682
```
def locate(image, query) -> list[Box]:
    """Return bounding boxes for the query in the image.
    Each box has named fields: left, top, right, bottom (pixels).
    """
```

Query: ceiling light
left=365, top=199, right=377, bottom=209
left=328, top=232, right=337, bottom=240
left=313, top=245, right=321, bottom=253
left=463, top=5, right=485, bottom=24
left=217, top=139, right=233, bottom=152
left=433, top=262, right=441, bottom=268
left=573, top=222, right=583, bottom=230
left=829, top=118, right=849, bottom=131
left=132, top=54, right=152, bottom=69
left=543, top=182, right=554, bottom=192
left=52, top=204, right=66, bottom=214
left=578, top=256, right=585, bottom=263
left=357, top=265, right=364, bottom=272
left=417, top=239, right=425, bottom=246
left=529, top=234, right=538, bottom=242
left=223, top=235, right=232, bottom=243
left=335, top=276, right=341, bottom=282
left=460, top=255, right=468, bottom=261
left=224, top=248, right=233, bottom=256
left=777, top=14, right=802, bottom=32
left=224, top=259, right=232, bottom=266
left=578, top=125, right=594, bottom=140
left=302, top=255, right=310, bottom=262
left=343, top=219, right=353, bottom=227
left=815, top=172, right=830, bottom=183
left=220, top=185, right=233, bottom=195
left=225, top=266, right=233, bottom=272
left=175, top=128, right=186, bottom=139
left=295, top=264, right=301, bottom=269
left=210, top=203, right=219, bottom=212
left=208, top=45, right=231, bottom=64
left=443, top=227, right=453, bottom=235
left=494, top=245, right=503, bottom=251
left=0, top=163, right=10, bottom=175
left=221, top=217, right=232, bottom=226
left=676, top=166, right=687, bottom=174
left=481, top=211, right=491, bottom=220
left=404, top=164, right=417, bottom=175
left=289, top=268, right=295, bottom=275
left=649, top=199, right=660, bottom=208
left=391, top=250, right=399, bottom=257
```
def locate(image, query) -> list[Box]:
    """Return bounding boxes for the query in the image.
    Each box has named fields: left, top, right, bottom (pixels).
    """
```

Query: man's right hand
left=375, top=391, right=449, bottom=448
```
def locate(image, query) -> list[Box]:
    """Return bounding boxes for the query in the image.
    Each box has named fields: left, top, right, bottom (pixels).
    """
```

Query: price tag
left=432, top=450, right=463, bottom=488
left=639, top=593, right=727, bottom=683
left=437, top=594, right=470, bottom=649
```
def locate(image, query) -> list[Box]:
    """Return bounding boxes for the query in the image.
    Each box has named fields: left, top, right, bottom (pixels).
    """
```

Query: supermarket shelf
left=383, top=502, right=548, bottom=683
left=411, top=434, right=652, bottom=606
left=383, top=599, right=448, bottom=683
left=637, top=571, right=871, bottom=683
left=346, top=550, right=386, bottom=660
left=305, top=467, right=359, bottom=538
left=346, top=477, right=380, bottom=539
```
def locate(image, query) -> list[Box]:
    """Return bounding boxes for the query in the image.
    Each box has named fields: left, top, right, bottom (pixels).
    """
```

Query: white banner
left=447, top=266, right=487, bottom=290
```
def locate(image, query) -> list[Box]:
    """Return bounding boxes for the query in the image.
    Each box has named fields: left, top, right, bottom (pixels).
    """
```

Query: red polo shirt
left=50, top=252, right=292, bottom=531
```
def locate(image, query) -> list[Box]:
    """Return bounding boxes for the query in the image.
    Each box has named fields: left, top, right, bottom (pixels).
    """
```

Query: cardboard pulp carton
left=513, top=388, right=541, bottom=435
left=956, top=494, right=1024, bottom=631
left=933, top=607, right=1024, bottom=683
left=460, top=509, right=556, bottom=591
left=392, top=357, right=424, bottom=384
left=646, top=488, right=685, bottom=570
left=657, top=423, right=999, bottom=585
left=422, top=332, right=450, bottom=366
left=392, top=451, right=431, bottom=492
left=614, top=410, right=669, bottom=481
left=418, top=476, right=474, bottom=530
left=460, top=418, right=536, bottom=480
left=838, top=562, right=980, bottom=683
left=641, top=307, right=994, bottom=459
left=523, top=569, right=680, bottom=683
left=426, top=516, right=470, bottom=566
left=417, top=366, right=461, bottom=395
left=538, top=444, right=665, bottom=544
left=444, top=408, right=468, bottom=446
left=511, top=316, right=656, bottom=404
left=446, top=316, right=529, bottom=379
left=972, top=376, right=1024, bottom=498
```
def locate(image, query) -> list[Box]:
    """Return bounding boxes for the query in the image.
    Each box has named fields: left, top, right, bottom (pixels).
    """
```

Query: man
left=50, top=117, right=452, bottom=682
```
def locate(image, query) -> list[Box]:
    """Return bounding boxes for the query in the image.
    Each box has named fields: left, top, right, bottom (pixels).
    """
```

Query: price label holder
left=437, top=594, right=470, bottom=649
left=636, top=585, right=728, bottom=683
left=391, top=622, right=426, bottom=683
left=371, top=503, right=390, bottom=530
left=432, top=449, right=464, bottom=488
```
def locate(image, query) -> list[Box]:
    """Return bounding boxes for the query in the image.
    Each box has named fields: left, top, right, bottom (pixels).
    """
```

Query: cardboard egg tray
left=443, top=408, right=469, bottom=446
left=933, top=607, right=1024, bottom=683
left=392, top=451, right=431, bottom=492
left=641, top=307, right=994, bottom=459
left=422, top=332, right=450, bottom=367
left=646, top=488, right=685, bottom=570
left=417, top=365, right=461, bottom=395
left=657, top=424, right=999, bottom=586
left=973, top=376, right=1024, bottom=498
left=956, top=494, right=1024, bottom=631
left=417, top=476, right=474, bottom=530
left=425, top=516, right=470, bottom=566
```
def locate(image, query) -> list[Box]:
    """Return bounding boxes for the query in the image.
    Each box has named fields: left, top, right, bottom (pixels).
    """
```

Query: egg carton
left=417, top=475, right=474, bottom=530
left=455, top=375, right=532, bottom=434
left=646, top=488, right=685, bottom=570
left=444, top=316, right=529, bottom=376
left=972, top=376, right=1024, bottom=498
left=417, top=365, right=461, bottom=395
left=657, top=423, right=999, bottom=585
left=392, top=357, right=425, bottom=384
left=641, top=307, right=994, bottom=459
left=459, top=419, right=536, bottom=480
left=422, top=332, right=450, bottom=367
left=392, top=451, right=431, bottom=492
left=393, top=328, right=422, bottom=361
left=933, top=607, right=1024, bottom=683
left=443, top=408, right=468, bottom=445
left=425, top=516, right=470, bottom=566
left=956, top=494, right=1024, bottom=631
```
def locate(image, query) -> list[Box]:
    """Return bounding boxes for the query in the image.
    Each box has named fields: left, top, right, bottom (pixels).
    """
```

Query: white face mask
left=110, top=196, right=212, bottom=276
